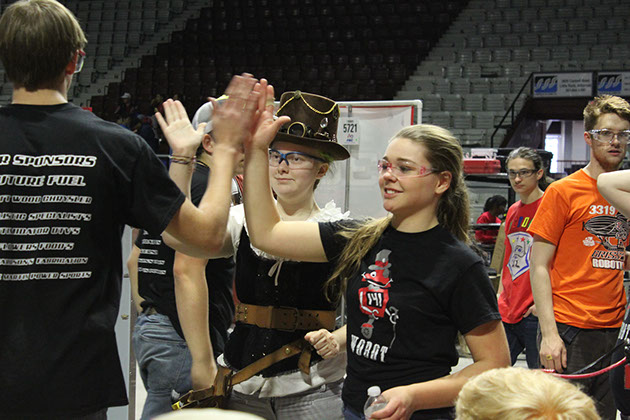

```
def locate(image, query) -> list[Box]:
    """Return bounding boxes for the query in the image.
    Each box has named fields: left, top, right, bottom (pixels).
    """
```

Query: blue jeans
left=343, top=404, right=365, bottom=420
left=504, top=315, right=539, bottom=368
left=343, top=403, right=454, bottom=420
left=132, top=312, right=192, bottom=420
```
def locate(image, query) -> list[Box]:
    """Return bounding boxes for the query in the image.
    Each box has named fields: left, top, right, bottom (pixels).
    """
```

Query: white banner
left=597, top=72, right=630, bottom=96
left=532, top=72, right=593, bottom=97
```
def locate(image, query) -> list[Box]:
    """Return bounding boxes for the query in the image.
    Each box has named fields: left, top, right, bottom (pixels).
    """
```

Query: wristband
left=169, top=155, right=196, bottom=165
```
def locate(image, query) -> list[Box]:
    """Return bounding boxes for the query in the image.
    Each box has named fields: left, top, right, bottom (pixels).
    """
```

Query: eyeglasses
left=74, top=50, right=86, bottom=74
left=588, top=129, right=630, bottom=145
left=268, top=149, right=326, bottom=169
left=377, top=159, right=437, bottom=178
left=507, top=169, right=538, bottom=179
left=280, top=121, right=330, bottom=140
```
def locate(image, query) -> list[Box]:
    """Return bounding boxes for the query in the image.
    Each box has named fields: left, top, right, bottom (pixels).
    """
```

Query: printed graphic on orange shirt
left=357, top=249, right=399, bottom=347
left=582, top=211, right=629, bottom=270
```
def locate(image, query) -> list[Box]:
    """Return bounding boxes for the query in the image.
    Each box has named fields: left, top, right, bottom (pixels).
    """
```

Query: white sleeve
left=228, top=204, right=245, bottom=255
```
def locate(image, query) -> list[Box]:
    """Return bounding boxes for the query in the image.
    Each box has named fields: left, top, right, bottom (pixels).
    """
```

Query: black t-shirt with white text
left=135, top=163, right=234, bottom=354
left=320, top=223, right=500, bottom=419
left=0, top=103, right=185, bottom=417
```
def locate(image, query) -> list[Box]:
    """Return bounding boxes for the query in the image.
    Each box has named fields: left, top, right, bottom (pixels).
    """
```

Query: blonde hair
left=583, top=95, right=630, bottom=131
left=455, top=368, right=601, bottom=420
left=0, top=0, right=87, bottom=90
left=324, top=124, right=469, bottom=302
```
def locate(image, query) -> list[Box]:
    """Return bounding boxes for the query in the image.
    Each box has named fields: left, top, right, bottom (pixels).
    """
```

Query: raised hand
left=247, top=80, right=290, bottom=152
left=210, top=74, right=260, bottom=152
left=156, top=99, right=205, bottom=156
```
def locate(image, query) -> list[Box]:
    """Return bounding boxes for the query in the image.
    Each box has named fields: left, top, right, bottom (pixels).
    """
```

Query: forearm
left=530, top=264, right=557, bottom=336
left=165, top=147, right=239, bottom=257
left=400, top=356, right=504, bottom=411
left=129, top=270, right=143, bottom=315
left=243, top=146, right=282, bottom=248
left=168, top=150, right=196, bottom=199
left=173, top=254, right=215, bottom=375
left=496, top=272, right=504, bottom=296
left=332, top=325, right=347, bottom=350
left=598, top=170, right=630, bottom=217
left=127, top=246, right=143, bottom=314
left=195, top=145, right=238, bottom=240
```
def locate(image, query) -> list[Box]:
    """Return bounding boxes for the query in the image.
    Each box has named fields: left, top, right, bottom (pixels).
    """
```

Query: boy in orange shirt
left=529, top=95, right=630, bottom=420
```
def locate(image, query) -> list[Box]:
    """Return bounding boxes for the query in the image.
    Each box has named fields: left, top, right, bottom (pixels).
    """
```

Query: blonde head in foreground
left=455, top=367, right=600, bottom=420
left=155, top=408, right=264, bottom=420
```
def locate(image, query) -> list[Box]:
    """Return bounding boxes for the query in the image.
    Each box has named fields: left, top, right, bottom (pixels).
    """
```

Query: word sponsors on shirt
left=0, top=154, right=97, bottom=282
left=0, top=154, right=97, bottom=167
left=350, top=333, right=389, bottom=362
left=0, top=154, right=98, bottom=187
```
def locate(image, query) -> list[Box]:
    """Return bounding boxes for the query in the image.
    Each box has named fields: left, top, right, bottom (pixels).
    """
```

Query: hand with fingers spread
left=156, top=99, right=206, bottom=156
left=247, top=79, right=290, bottom=152
left=305, top=329, right=341, bottom=360
left=210, top=74, right=260, bottom=152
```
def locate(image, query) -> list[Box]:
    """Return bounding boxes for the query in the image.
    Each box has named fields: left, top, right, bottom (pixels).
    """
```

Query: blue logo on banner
left=533, top=76, right=558, bottom=94
left=598, top=75, right=622, bottom=93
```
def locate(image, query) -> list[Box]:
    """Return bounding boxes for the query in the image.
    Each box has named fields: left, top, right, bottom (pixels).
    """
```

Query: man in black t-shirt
left=0, top=2, right=257, bottom=418
left=129, top=101, right=241, bottom=419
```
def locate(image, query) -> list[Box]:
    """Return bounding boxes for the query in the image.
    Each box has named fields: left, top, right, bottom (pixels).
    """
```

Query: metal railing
left=490, top=72, right=533, bottom=147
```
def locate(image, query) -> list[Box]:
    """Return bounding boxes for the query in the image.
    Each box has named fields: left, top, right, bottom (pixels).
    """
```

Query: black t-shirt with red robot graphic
left=320, top=222, right=500, bottom=419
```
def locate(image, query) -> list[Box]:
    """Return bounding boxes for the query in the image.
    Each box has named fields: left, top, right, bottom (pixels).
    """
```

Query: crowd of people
left=1, top=1, right=630, bottom=420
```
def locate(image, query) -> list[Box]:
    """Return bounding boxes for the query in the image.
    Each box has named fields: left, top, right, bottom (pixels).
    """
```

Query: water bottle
left=363, top=385, right=388, bottom=419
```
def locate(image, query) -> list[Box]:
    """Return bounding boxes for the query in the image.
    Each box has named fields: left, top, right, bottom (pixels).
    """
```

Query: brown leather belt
left=173, top=338, right=313, bottom=410
left=235, top=303, right=336, bottom=331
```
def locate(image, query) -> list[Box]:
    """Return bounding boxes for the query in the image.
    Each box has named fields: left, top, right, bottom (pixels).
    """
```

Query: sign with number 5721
left=339, top=118, right=361, bottom=145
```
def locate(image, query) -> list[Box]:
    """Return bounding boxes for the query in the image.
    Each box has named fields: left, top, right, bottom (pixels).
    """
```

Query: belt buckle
left=277, top=306, right=300, bottom=332
left=235, top=304, right=248, bottom=323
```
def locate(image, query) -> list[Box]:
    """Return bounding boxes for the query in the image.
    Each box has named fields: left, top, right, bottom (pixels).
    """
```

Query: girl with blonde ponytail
left=244, top=89, right=510, bottom=420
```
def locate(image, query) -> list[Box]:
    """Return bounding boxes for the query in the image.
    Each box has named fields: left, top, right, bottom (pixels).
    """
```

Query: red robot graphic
left=359, top=249, right=399, bottom=342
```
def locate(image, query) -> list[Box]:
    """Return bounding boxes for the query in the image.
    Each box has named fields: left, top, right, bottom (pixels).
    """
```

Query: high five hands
left=155, top=98, right=206, bottom=156
left=247, top=78, right=291, bottom=152
left=156, top=74, right=289, bottom=158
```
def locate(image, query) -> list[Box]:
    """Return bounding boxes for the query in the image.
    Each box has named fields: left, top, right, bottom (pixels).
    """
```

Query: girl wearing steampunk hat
left=201, top=86, right=351, bottom=419
left=243, top=85, right=510, bottom=419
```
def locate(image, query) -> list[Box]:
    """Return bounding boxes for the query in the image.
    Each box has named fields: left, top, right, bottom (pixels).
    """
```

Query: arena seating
left=86, top=0, right=466, bottom=120
left=2, top=0, right=629, bottom=149
left=397, top=0, right=630, bottom=146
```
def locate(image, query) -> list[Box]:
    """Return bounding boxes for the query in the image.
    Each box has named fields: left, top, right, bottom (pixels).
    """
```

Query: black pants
left=539, top=323, right=618, bottom=420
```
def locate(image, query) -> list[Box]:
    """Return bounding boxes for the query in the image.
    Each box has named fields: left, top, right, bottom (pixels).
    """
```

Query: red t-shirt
left=528, top=169, right=627, bottom=329
left=475, top=211, right=500, bottom=244
left=499, top=197, right=542, bottom=324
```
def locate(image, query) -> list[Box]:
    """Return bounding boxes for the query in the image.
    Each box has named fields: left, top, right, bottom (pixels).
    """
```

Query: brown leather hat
left=274, top=91, right=350, bottom=161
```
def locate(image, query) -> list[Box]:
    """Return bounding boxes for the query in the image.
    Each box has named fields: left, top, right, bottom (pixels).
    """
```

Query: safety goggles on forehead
left=74, top=50, right=86, bottom=74
left=377, top=159, right=437, bottom=178
left=588, top=129, right=630, bottom=145
left=268, top=148, right=326, bottom=169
